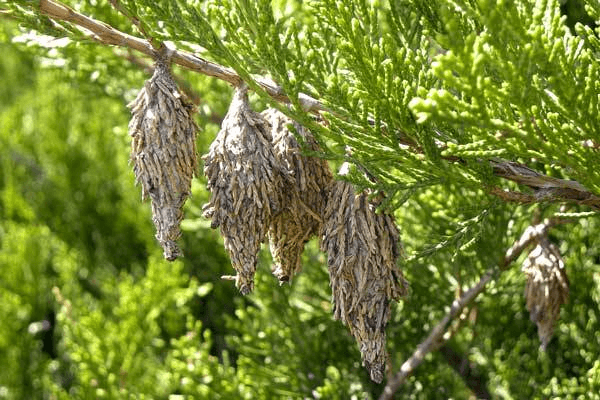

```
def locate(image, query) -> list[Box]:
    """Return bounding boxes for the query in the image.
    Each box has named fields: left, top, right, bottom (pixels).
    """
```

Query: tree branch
left=38, top=0, right=323, bottom=111
left=39, top=0, right=154, bottom=54
left=378, top=219, right=559, bottom=400
left=489, top=160, right=600, bottom=211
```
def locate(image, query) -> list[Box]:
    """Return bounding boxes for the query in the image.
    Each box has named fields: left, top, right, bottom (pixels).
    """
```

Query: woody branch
left=38, top=0, right=321, bottom=111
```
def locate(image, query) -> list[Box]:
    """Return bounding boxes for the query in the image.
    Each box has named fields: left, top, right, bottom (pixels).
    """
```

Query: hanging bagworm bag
left=261, top=108, right=333, bottom=283
left=522, top=241, right=569, bottom=350
left=320, top=165, right=409, bottom=383
left=202, top=87, right=284, bottom=295
left=128, top=55, right=198, bottom=261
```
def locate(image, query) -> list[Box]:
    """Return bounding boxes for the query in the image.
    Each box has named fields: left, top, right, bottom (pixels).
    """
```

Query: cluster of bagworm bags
left=127, top=73, right=409, bottom=381
left=128, top=58, right=198, bottom=261
left=202, top=87, right=409, bottom=382
left=522, top=240, right=569, bottom=350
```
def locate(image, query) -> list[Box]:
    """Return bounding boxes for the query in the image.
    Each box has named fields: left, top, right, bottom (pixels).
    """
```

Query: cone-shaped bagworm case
left=128, top=58, right=198, bottom=261
left=522, top=242, right=569, bottom=350
left=202, top=88, right=284, bottom=295
left=320, top=167, right=409, bottom=383
left=261, top=109, right=333, bottom=283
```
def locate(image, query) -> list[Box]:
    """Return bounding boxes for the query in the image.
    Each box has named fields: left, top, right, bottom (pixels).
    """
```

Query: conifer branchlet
left=128, top=57, right=198, bottom=261
left=522, top=241, right=569, bottom=350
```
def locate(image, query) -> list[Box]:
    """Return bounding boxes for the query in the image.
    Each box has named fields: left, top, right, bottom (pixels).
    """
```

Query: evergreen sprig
left=410, top=0, right=600, bottom=191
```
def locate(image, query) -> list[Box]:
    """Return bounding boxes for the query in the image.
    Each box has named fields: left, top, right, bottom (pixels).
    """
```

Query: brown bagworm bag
left=202, top=87, right=284, bottom=294
left=262, top=108, right=333, bottom=283
left=320, top=165, right=409, bottom=382
left=522, top=241, right=569, bottom=350
left=128, top=57, right=198, bottom=261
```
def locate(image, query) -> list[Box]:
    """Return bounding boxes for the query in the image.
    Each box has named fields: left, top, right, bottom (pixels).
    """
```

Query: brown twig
left=490, top=160, right=600, bottom=211
left=39, top=0, right=154, bottom=53
left=378, top=219, right=560, bottom=400
left=489, top=187, right=537, bottom=204
left=483, top=158, right=600, bottom=210
left=38, top=0, right=323, bottom=112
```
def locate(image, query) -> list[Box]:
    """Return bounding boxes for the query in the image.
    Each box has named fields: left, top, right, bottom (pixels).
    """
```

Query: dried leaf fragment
left=522, top=241, right=569, bottom=350
left=320, top=170, right=409, bottom=383
left=128, top=59, right=198, bottom=261
left=262, top=108, right=333, bottom=283
left=202, top=88, right=284, bottom=294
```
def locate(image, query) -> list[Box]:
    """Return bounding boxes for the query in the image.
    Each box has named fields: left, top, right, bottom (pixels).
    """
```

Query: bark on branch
left=39, top=0, right=154, bottom=53
left=378, top=219, right=559, bottom=400
left=490, top=160, right=600, bottom=211
left=38, top=0, right=322, bottom=111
